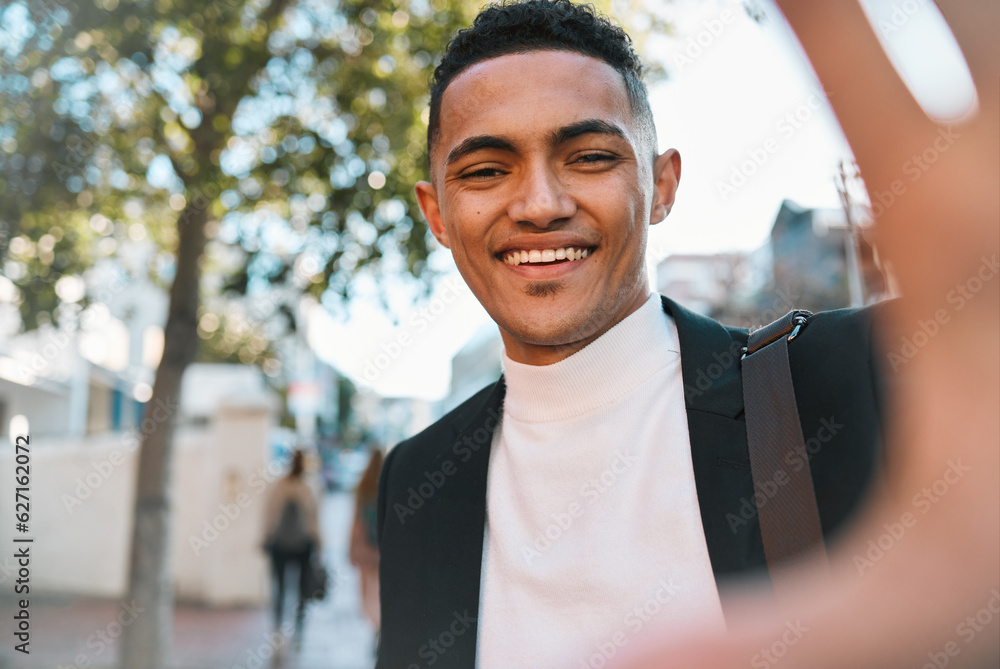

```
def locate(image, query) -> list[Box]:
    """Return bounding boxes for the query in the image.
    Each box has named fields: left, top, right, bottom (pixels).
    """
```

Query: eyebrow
left=446, top=136, right=517, bottom=166
left=444, top=119, right=627, bottom=166
left=549, top=119, right=627, bottom=146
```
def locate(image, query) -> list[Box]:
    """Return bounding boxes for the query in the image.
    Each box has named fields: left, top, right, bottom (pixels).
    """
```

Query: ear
left=649, top=149, right=682, bottom=225
left=415, top=181, right=450, bottom=248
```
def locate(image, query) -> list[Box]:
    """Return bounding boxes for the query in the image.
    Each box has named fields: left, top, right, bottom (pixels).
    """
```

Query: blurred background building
left=656, top=199, right=891, bottom=329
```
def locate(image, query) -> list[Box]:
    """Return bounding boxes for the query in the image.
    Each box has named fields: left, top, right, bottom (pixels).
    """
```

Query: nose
left=507, top=161, right=576, bottom=228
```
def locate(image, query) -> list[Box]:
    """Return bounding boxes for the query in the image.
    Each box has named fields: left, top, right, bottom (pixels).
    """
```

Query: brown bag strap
left=741, top=310, right=830, bottom=596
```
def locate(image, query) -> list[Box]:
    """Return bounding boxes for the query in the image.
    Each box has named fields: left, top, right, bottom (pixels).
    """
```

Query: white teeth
left=501, top=246, right=593, bottom=266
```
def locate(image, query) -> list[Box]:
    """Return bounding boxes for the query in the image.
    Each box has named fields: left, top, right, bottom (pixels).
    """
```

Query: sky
left=308, top=0, right=977, bottom=401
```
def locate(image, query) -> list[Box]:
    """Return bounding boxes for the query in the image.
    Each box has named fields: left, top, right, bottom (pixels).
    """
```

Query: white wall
left=172, top=397, right=276, bottom=606
left=0, top=394, right=276, bottom=606
left=0, top=378, right=72, bottom=438
left=0, top=431, right=137, bottom=596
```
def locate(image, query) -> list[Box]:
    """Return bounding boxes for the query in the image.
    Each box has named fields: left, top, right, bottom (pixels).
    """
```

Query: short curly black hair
left=427, top=0, right=655, bottom=161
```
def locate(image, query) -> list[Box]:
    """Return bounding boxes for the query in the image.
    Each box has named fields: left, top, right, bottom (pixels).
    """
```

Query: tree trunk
left=119, top=198, right=208, bottom=669
left=115, top=5, right=294, bottom=665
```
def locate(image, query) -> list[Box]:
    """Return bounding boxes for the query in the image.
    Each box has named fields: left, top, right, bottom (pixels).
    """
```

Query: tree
left=2, top=0, right=474, bottom=666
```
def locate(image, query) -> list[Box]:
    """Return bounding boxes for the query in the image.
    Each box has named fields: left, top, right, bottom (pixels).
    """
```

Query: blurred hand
left=612, top=1, right=999, bottom=667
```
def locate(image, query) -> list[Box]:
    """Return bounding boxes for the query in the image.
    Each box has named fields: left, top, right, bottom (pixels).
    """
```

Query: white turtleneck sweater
left=477, top=294, right=726, bottom=668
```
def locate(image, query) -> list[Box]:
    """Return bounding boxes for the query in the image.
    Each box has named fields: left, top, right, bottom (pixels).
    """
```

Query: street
left=0, top=492, right=376, bottom=669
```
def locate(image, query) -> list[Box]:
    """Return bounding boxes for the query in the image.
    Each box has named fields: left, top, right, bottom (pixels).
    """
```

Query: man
left=377, top=2, right=882, bottom=667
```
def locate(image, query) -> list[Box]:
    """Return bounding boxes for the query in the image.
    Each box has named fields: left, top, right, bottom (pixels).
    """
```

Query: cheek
left=606, top=209, right=649, bottom=274
left=446, top=202, right=501, bottom=259
left=448, top=228, right=493, bottom=278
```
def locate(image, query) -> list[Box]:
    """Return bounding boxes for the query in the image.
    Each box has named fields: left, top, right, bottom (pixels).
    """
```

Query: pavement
left=0, top=492, right=376, bottom=669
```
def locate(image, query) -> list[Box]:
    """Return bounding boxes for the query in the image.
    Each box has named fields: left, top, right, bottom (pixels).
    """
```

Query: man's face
left=416, top=50, right=681, bottom=365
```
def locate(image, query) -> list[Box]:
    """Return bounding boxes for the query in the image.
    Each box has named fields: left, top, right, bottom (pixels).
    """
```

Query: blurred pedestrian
left=350, top=447, right=384, bottom=633
left=263, top=449, right=322, bottom=642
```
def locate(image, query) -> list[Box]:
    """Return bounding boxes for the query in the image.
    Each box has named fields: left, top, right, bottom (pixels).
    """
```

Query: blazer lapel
left=662, top=296, right=768, bottom=585
left=425, top=379, right=505, bottom=667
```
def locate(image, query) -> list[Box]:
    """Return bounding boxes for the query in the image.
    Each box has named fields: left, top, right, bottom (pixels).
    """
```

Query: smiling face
left=416, top=50, right=681, bottom=366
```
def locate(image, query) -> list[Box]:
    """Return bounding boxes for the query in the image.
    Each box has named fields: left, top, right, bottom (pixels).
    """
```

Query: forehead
left=432, top=50, right=638, bottom=164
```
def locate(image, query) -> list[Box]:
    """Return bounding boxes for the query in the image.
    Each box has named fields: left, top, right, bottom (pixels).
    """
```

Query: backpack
left=268, top=499, right=311, bottom=553
left=742, top=310, right=830, bottom=597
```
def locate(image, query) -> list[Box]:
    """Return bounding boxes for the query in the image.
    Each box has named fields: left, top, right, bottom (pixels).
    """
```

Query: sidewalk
left=0, top=492, right=376, bottom=669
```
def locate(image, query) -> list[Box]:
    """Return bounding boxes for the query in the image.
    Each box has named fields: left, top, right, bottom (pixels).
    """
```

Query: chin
left=498, top=307, right=604, bottom=348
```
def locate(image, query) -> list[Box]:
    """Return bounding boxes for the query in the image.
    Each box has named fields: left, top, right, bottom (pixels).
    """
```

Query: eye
left=572, top=152, right=617, bottom=166
left=458, top=165, right=507, bottom=180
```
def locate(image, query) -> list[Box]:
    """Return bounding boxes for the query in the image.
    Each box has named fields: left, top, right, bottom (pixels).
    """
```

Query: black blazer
left=376, top=296, right=884, bottom=668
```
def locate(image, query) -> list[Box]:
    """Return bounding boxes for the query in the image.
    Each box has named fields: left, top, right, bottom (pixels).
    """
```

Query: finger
left=774, top=0, right=998, bottom=310
left=773, top=0, right=933, bottom=191
left=934, top=0, right=1000, bottom=98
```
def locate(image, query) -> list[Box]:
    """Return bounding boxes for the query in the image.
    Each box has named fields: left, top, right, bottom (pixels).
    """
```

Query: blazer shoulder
left=786, top=302, right=888, bottom=536
left=793, top=302, right=885, bottom=369
left=806, top=301, right=881, bottom=330
left=723, top=322, right=749, bottom=343
left=376, top=379, right=500, bottom=544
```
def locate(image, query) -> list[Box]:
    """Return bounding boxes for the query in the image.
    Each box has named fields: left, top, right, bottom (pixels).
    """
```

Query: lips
left=501, top=246, right=593, bottom=266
